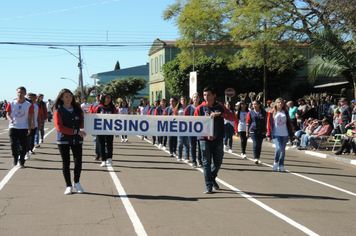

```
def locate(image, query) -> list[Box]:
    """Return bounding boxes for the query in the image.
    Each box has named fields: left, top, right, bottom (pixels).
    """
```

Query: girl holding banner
left=118, top=100, right=131, bottom=142
left=154, top=99, right=168, bottom=149
left=94, top=93, right=118, bottom=167
left=184, top=93, right=202, bottom=168
left=164, top=97, right=178, bottom=157
left=137, top=98, right=150, bottom=140
left=175, top=96, right=190, bottom=162
left=53, top=89, right=86, bottom=195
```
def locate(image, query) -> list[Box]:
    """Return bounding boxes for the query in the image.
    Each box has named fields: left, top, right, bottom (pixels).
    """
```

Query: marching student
left=246, top=100, right=267, bottom=164
left=148, top=100, right=160, bottom=145
left=224, top=101, right=235, bottom=153
left=194, top=87, right=236, bottom=194
left=164, top=97, right=178, bottom=157
left=35, top=94, right=47, bottom=147
left=184, top=93, right=202, bottom=167
left=94, top=93, right=118, bottom=167
left=27, top=93, right=43, bottom=159
left=89, top=93, right=101, bottom=160
left=6, top=86, right=34, bottom=168
left=235, top=101, right=249, bottom=158
left=266, top=98, right=294, bottom=172
left=53, top=88, right=86, bottom=195
left=175, top=96, right=190, bottom=162
left=154, top=98, right=168, bottom=149
left=46, top=99, right=52, bottom=122
left=118, top=100, right=131, bottom=142
left=137, top=98, right=150, bottom=140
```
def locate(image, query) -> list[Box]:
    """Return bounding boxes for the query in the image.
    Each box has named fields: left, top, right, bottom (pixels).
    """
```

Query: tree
left=163, top=56, right=305, bottom=100
left=74, top=85, right=96, bottom=103
left=308, top=29, right=356, bottom=98
left=114, top=61, right=121, bottom=70
left=102, top=76, right=147, bottom=106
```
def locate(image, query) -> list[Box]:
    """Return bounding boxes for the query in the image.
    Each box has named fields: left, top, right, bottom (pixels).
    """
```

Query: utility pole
left=78, top=46, right=84, bottom=103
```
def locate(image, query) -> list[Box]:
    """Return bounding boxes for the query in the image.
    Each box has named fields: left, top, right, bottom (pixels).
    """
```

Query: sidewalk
left=240, top=137, right=356, bottom=166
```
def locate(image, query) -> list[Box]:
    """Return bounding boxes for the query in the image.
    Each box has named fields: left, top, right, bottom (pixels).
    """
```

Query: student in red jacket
left=94, top=93, right=118, bottom=167
left=266, top=98, right=294, bottom=172
left=194, top=87, right=236, bottom=194
left=53, top=88, right=86, bottom=195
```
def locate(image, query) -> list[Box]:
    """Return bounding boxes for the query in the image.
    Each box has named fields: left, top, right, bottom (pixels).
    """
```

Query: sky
left=0, top=0, right=179, bottom=102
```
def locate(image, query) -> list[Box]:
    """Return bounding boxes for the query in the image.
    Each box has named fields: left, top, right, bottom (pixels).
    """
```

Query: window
left=155, top=57, right=158, bottom=73
left=151, top=92, right=154, bottom=102
left=151, top=59, right=153, bottom=74
left=159, top=55, right=163, bottom=70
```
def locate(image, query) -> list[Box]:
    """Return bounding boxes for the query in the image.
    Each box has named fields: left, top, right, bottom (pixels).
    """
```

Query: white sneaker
left=106, top=158, right=113, bottom=166
left=121, top=139, right=125, bottom=142
left=64, top=186, right=72, bottom=195
left=100, top=161, right=107, bottom=167
left=125, top=138, right=128, bottom=142
left=279, top=166, right=286, bottom=172
left=224, top=145, right=227, bottom=151
left=39, top=139, right=43, bottom=144
left=228, top=149, right=232, bottom=153
left=162, top=146, right=166, bottom=150
left=25, top=152, right=30, bottom=160
left=73, top=182, right=84, bottom=193
left=177, top=157, right=182, bottom=161
left=254, top=159, right=261, bottom=164
left=273, top=163, right=278, bottom=171
left=158, top=144, right=162, bottom=149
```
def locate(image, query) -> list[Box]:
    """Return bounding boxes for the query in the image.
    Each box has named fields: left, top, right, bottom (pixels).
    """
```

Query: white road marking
left=227, top=151, right=356, bottom=197
left=0, top=127, right=56, bottom=191
left=139, top=136, right=319, bottom=235
left=107, top=166, right=147, bottom=236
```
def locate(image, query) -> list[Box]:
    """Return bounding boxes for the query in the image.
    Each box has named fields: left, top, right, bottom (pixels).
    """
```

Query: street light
left=60, top=77, right=78, bottom=85
left=49, top=46, right=84, bottom=103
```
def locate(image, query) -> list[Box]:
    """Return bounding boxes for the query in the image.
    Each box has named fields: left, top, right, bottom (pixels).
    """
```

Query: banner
left=84, top=114, right=213, bottom=136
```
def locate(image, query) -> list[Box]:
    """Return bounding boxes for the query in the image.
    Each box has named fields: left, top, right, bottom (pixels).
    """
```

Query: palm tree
left=308, top=29, right=356, bottom=98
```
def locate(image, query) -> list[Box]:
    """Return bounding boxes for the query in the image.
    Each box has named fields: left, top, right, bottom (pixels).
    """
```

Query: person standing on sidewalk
left=235, top=101, right=249, bottom=158
left=94, top=93, right=118, bottom=167
left=46, top=99, right=52, bottom=122
left=53, top=88, right=86, bottom=195
left=6, top=86, right=34, bottom=168
left=246, top=100, right=267, bottom=164
left=266, top=98, right=294, bottom=172
left=340, top=97, right=352, bottom=134
left=194, top=87, right=236, bottom=194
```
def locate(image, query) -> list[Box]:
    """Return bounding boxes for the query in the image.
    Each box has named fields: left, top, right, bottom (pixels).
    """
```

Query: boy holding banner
left=194, top=87, right=236, bottom=194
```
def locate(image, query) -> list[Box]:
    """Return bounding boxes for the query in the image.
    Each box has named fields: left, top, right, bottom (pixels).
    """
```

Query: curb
left=242, top=138, right=356, bottom=166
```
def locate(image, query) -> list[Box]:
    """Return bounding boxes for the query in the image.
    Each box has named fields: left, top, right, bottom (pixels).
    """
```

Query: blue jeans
left=169, top=136, right=177, bottom=155
left=309, top=135, right=323, bottom=149
left=224, top=124, right=234, bottom=149
left=178, top=136, right=189, bottom=158
left=249, top=133, right=264, bottom=159
left=189, top=136, right=201, bottom=163
left=35, top=124, right=45, bottom=144
left=295, top=130, right=306, bottom=146
left=200, top=139, right=224, bottom=186
left=273, top=136, right=288, bottom=165
left=93, top=135, right=100, bottom=155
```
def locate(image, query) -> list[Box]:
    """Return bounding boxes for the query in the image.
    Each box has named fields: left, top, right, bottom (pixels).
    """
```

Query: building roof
left=148, top=39, right=177, bottom=56
left=91, top=63, right=149, bottom=78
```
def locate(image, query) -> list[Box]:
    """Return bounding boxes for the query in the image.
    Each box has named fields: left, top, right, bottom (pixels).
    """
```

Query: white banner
left=84, top=114, right=213, bottom=136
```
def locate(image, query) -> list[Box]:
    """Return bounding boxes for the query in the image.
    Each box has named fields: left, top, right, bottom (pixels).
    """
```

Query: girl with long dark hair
left=94, top=93, right=118, bottom=167
left=155, top=98, right=168, bottom=149
left=235, top=101, right=249, bottom=158
left=118, top=100, right=131, bottom=142
left=164, top=97, right=178, bottom=157
left=175, top=96, right=190, bottom=162
left=53, top=89, right=86, bottom=195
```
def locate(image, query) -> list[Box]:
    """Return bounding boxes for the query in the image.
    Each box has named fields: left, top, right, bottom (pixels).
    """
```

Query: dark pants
left=291, top=118, right=297, bottom=131
left=158, top=136, right=167, bottom=146
left=249, top=133, right=264, bottom=159
left=58, top=144, right=83, bottom=187
left=9, top=128, right=28, bottom=165
left=239, top=131, right=247, bottom=154
left=27, top=128, right=37, bottom=152
left=168, top=136, right=177, bottom=155
left=200, top=139, right=224, bottom=186
left=341, top=121, right=348, bottom=134
left=98, top=135, right=114, bottom=161
left=189, top=136, right=201, bottom=163
left=152, top=136, right=157, bottom=144
left=224, top=124, right=234, bottom=149
left=47, top=112, right=52, bottom=122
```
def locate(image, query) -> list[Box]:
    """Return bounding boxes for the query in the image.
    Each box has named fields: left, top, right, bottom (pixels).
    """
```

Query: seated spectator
left=335, top=129, right=356, bottom=155
left=298, top=118, right=332, bottom=151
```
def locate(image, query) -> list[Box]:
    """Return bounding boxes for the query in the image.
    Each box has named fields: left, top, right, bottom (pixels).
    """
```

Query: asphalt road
left=0, top=119, right=355, bottom=236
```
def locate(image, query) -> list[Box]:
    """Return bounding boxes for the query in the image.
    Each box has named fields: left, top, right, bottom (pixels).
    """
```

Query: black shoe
left=204, top=185, right=213, bottom=194
left=169, top=154, right=174, bottom=157
left=335, top=152, right=342, bottom=155
left=212, top=180, right=220, bottom=190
